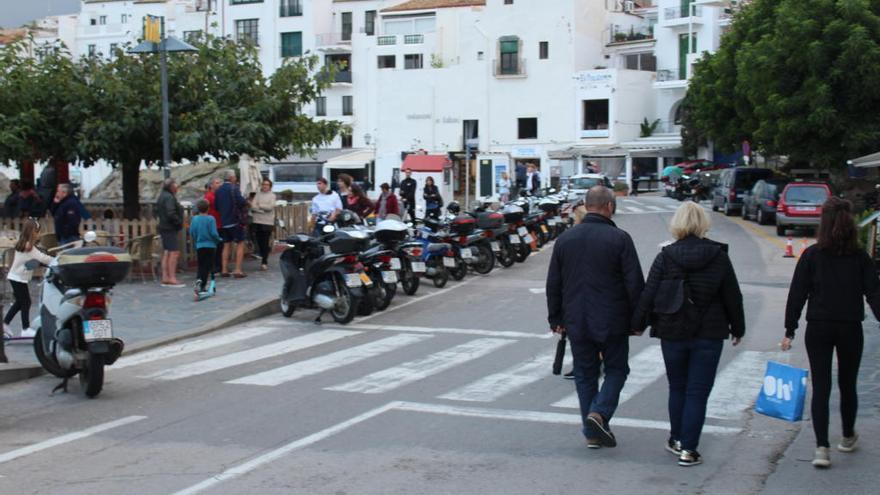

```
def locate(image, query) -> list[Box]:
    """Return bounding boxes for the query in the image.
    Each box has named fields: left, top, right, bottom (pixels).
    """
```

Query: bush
left=612, top=181, right=629, bottom=193
left=279, top=189, right=295, bottom=203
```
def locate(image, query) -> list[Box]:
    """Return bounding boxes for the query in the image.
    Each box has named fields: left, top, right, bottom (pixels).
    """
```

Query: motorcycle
left=32, top=232, right=131, bottom=398
left=373, top=219, right=423, bottom=296
left=444, top=202, right=495, bottom=278
left=412, top=225, right=455, bottom=288
left=501, top=203, right=532, bottom=263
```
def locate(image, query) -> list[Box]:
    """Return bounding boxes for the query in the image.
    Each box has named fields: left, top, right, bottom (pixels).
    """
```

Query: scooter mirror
left=83, top=231, right=98, bottom=243
left=322, top=225, right=336, bottom=234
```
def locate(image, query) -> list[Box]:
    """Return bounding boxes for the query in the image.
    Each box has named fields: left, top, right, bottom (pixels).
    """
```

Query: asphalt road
left=0, top=196, right=874, bottom=494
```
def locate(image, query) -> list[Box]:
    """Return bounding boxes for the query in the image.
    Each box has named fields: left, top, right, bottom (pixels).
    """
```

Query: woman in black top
left=423, top=176, right=443, bottom=220
left=632, top=202, right=745, bottom=467
left=782, top=197, right=880, bottom=468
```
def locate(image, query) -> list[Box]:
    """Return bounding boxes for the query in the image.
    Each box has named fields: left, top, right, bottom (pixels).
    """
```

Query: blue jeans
left=570, top=334, right=630, bottom=438
left=661, top=338, right=723, bottom=451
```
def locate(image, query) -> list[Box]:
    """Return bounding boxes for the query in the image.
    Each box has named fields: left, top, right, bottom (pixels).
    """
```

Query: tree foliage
left=683, top=0, right=880, bottom=168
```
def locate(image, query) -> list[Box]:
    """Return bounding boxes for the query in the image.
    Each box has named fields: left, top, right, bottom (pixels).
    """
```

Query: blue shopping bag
left=755, top=361, right=809, bottom=422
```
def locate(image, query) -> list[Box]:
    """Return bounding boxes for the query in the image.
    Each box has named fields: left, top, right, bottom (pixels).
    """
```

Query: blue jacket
left=546, top=214, right=645, bottom=343
left=52, top=195, right=82, bottom=242
left=189, top=214, right=223, bottom=249
left=214, top=181, right=246, bottom=228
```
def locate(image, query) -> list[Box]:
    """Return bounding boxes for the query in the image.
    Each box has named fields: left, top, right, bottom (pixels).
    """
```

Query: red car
left=775, top=182, right=832, bottom=236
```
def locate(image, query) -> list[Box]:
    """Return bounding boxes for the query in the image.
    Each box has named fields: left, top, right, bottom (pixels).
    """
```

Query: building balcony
left=653, top=68, right=688, bottom=88
left=608, top=26, right=654, bottom=45
left=494, top=58, right=527, bottom=78
left=315, top=33, right=351, bottom=52
left=77, top=23, right=125, bottom=38
left=333, top=70, right=353, bottom=84
left=376, top=34, right=425, bottom=46
left=660, top=5, right=704, bottom=27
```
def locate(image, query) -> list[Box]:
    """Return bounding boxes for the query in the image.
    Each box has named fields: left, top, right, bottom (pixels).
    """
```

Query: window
left=377, top=55, right=396, bottom=69
left=280, top=32, right=302, bottom=57
left=499, top=37, right=520, bottom=75
left=539, top=41, right=549, bottom=59
left=341, top=133, right=353, bottom=148
left=279, top=0, right=302, bottom=17
left=121, top=14, right=128, bottom=24
left=183, top=30, right=202, bottom=43
left=504, top=0, right=514, bottom=4
left=315, top=97, right=327, bottom=117
left=273, top=164, right=321, bottom=183
left=625, top=53, right=656, bottom=72
left=383, top=16, right=436, bottom=36
left=518, top=118, right=537, bottom=139
left=90, top=18, right=96, bottom=26
left=341, top=12, right=352, bottom=41
left=236, top=19, right=259, bottom=45
left=582, top=100, right=609, bottom=137
left=99, top=16, right=107, bottom=25
left=404, top=54, right=423, bottom=69
left=342, top=96, right=353, bottom=116
left=88, top=44, right=96, bottom=56
left=365, top=10, right=376, bottom=36
left=109, top=43, right=118, bottom=54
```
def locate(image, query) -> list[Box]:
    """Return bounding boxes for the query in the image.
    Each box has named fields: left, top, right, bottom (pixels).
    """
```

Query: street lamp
left=129, top=16, right=198, bottom=178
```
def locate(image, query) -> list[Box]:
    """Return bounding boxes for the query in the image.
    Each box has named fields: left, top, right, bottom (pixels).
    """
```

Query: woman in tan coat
left=250, top=179, right=277, bottom=270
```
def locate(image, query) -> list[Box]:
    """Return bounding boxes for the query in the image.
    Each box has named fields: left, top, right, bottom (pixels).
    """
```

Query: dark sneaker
left=587, top=412, right=616, bottom=448
left=586, top=438, right=602, bottom=449
left=679, top=450, right=702, bottom=467
left=665, top=438, right=682, bottom=456
left=564, top=370, right=575, bottom=380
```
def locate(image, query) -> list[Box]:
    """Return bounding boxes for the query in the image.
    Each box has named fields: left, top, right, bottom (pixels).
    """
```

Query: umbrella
left=662, top=165, right=683, bottom=178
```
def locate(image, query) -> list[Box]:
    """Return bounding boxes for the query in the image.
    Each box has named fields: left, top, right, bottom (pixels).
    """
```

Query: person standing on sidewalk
left=546, top=185, right=644, bottom=450
left=632, top=202, right=745, bottom=467
left=782, top=197, right=880, bottom=468
left=189, top=199, right=223, bottom=296
left=251, top=179, right=277, bottom=271
left=215, top=171, right=248, bottom=278
left=374, top=183, right=400, bottom=220
left=399, top=169, right=417, bottom=222
left=336, top=173, right=353, bottom=206
left=422, top=176, right=442, bottom=220
left=51, top=184, right=82, bottom=245
left=3, top=219, right=54, bottom=339
left=205, top=177, right=223, bottom=275
left=156, top=178, right=185, bottom=287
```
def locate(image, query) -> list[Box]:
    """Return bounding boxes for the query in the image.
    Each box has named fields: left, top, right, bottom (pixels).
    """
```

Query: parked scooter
left=31, top=232, right=131, bottom=398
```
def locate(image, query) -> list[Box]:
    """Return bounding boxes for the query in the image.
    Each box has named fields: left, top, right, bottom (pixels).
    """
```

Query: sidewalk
left=2, top=253, right=281, bottom=375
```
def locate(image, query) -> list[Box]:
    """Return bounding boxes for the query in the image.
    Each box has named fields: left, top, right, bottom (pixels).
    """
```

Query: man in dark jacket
left=3, top=179, right=20, bottom=219
left=399, top=169, right=417, bottom=222
left=156, top=178, right=184, bottom=287
left=214, top=170, right=247, bottom=277
left=546, top=185, right=645, bottom=449
left=51, top=184, right=82, bottom=245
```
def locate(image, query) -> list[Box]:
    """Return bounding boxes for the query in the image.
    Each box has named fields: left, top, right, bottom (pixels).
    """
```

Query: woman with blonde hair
left=631, top=201, right=745, bottom=467
left=3, top=219, right=54, bottom=339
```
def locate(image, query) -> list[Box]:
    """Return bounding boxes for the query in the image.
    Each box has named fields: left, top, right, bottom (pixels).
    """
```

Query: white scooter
left=31, top=232, right=132, bottom=398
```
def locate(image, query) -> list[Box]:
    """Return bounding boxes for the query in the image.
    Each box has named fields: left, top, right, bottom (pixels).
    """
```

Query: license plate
left=411, top=261, right=426, bottom=273
left=389, top=258, right=402, bottom=270
left=517, top=226, right=528, bottom=236
left=381, top=271, right=398, bottom=284
left=490, top=242, right=501, bottom=252
left=359, top=272, right=373, bottom=287
left=460, top=249, right=473, bottom=259
left=547, top=219, right=557, bottom=226
left=442, top=257, right=456, bottom=267
left=83, top=319, right=113, bottom=341
left=540, top=225, right=549, bottom=234
left=323, top=245, right=332, bottom=255
left=793, top=206, right=816, bottom=212
left=509, top=235, right=521, bottom=244
left=345, top=273, right=363, bottom=288
left=523, top=234, right=534, bottom=244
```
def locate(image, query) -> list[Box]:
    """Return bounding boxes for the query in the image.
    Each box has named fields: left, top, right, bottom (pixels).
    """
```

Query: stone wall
left=88, top=161, right=235, bottom=203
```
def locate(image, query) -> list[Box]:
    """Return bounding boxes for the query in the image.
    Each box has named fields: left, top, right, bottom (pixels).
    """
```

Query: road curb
left=0, top=296, right=280, bottom=387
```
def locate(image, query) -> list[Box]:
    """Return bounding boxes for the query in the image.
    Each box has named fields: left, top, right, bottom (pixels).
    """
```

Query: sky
left=0, top=0, right=80, bottom=28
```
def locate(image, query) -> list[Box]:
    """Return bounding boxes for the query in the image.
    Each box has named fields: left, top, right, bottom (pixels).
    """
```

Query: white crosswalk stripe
left=326, top=338, right=515, bottom=394
left=438, top=353, right=566, bottom=403
left=143, top=330, right=358, bottom=381
left=707, top=351, right=779, bottom=420
left=226, top=334, right=432, bottom=387
left=115, top=326, right=280, bottom=369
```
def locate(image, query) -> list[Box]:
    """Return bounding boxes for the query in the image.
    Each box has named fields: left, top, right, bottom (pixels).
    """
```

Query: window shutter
left=500, top=40, right=518, bottom=54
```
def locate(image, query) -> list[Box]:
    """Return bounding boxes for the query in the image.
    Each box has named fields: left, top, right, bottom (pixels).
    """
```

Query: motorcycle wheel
left=449, top=257, right=467, bottom=281
left=432, top=266, right=449, bottom=288
left=33, top=328, right=76, bottom=379
left=372, top=272, right=396, bottom=312
left=331, top=276, right=357, bottom=324
left=280, top=298, right=295, bottom=318
left=514, top=242, right=531, bottom=263
left=400, top=262, right=420, bottom=296
left=473, top=244, right=495, bottom=275
left=80, top=353, right=105, bottom=398
left=497, top=240, right=516, bottom=268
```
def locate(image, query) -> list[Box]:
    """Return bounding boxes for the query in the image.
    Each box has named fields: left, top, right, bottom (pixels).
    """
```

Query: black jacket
left=546, top=214, right=644, bottom=343
left=156, top=189, right=183, bottom=232
left=399, top=178, right=417, bottom=201
left=52, top=195, right=81, bottom=241
left=632, top=236, right=745, bottom=340
left=785, top=245, right=880, bottom=338
left=423, top=185, right=442, bottom=209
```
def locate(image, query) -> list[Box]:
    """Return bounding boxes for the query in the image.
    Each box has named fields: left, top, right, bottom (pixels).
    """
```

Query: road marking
left=646, top=205, right=667, bottom=212
left=356, top=278, right=479, bottom=323
left=438, top=353, right=568, bottom=402
left=226, top=334, right=432, bottom=386
left=623, top=206, right=645, bottom=213
left=707, top=351, right=778, bottom=420
left=344, top=323, right=552, bottom=340
left=529, top=288, right=546, bottom=294
left=326, top=338, right=516, bottom=394
left=115, top=326, right=279, bottom=370
left=726, top=215, right=791, bottom=254
left=143, top=330, right=358, bottom=381
left=0, top=415, right=147, bottom=465
left=622, top=199, right=641, bottom=204
left=552, top=345, right=665, bottom=409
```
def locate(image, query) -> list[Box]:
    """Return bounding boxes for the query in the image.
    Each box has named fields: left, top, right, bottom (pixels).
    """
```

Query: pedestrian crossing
left=615, top=199, right=710, bottom=215
left=120, top=326, right=777, bottom=424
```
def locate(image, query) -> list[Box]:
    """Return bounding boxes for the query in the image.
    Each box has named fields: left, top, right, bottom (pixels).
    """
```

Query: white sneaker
left=812, top=447, right=831, bottom=468
left=3, top=324, right=13, bottom=340
left=19, top=328, right=37, bottom=338
left=838, top=434, right=859, bottom=453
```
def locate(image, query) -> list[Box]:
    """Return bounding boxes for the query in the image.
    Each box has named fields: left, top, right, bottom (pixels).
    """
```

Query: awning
left=325, top=149, right=375, bottom=169
left=850, top=151, right=880, bottom=168
left=402, top=154, right=451, bottom=172
left=269, top=148, right=354, bottom=164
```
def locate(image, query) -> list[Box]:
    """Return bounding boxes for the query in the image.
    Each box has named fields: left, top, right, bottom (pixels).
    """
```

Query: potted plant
left=613, top=181, right=630, bottom=197
left=614, top=32, right=627, bottom=42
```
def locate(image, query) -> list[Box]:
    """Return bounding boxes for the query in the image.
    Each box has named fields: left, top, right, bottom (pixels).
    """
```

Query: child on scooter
left=3, top=219, right=54, bottom=339
left=189, top=199, right=223, bottom=299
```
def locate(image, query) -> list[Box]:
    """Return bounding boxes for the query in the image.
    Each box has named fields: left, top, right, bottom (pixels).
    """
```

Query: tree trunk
left=122, top=160, right=141, bottom=219
left=53, top=159, right=70, bottom=185
left=19, top=160, right=35, bottom=185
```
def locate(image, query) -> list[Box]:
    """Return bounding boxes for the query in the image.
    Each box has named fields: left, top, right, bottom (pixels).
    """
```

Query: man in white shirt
left=310, top=178, right=342, bottom=235
left=526, top=163, right=542, bottom=196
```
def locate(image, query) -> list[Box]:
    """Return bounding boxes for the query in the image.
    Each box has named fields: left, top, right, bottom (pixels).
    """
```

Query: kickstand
left=51, top=378, right=69, bottom=395
left=314, top=309, right=325, bottom=324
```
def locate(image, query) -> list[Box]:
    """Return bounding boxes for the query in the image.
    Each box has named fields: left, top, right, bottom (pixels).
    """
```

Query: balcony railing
left=609, top=26, right=654, bottom=44
left=315, top=33, right=350, bottom=46
left=237, top=34, right=260, bottom=46
left=403, top=34, right=424, bottom=44
left=493, top=58, right=527, bottom=77
left=334, top=70, right=353, bottom=83
left=664, top=5, right=703, bottom=19
left=655, top=68, right=685, bottom=82
left=377, top=35, right=396, bottom=45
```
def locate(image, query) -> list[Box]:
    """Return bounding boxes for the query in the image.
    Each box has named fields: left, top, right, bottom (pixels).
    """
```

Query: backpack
left=650, top=249, right=715, bottom=340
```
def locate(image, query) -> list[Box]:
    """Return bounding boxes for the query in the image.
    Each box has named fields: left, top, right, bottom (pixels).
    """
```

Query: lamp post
left=129, top=16, right=198, bottom=178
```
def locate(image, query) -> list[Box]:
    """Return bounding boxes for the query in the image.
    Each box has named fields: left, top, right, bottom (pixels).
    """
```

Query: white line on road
left=646, top=205, right=667, bottom=212
left=529, top=288, right=546, bottom=294
left=0, top=415, right=147, bottom=465
left=707, top=351, right=778, bottom=420
left=438, top=353, right=567, bottom=402
left=115, top=326, right=279, bottom=370
left=143, top=330, right=358, bottom=381
left=226, top=334, right=432, bottom=386
left=344, top=323, right=552, bottom=340
left=326, top=338, right=516, bottom=394
left=356, top=277, right=479, bottom=323
left=552, top=345, right=666, bottom=409
left=622, top=206, right=646, bottom=213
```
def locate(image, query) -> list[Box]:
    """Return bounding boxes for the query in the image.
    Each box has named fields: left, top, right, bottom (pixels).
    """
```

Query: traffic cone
left=783, top=237, right=795, bottom=258
left=800, top=238, right=809, bottom=256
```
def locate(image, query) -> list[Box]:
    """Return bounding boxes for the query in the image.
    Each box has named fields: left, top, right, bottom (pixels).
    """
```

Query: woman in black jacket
left=423, top=176, right=443, bottom=220
left=782, top=197, right=880, bottom=468
left=632, top=201, right=745, bottom=467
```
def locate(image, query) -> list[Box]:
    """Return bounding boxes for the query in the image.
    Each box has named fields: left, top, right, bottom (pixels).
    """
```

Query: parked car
left=741, top=179, right=790, bottom=225
left=775, top=182, right=832, bottom=236
left=712, top=167, right=774, bottom=216
left=567, top=173, right=613, bottom=198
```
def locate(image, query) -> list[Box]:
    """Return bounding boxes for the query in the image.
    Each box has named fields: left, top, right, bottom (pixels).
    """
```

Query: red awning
left=402, top=154, right=451, bottom=172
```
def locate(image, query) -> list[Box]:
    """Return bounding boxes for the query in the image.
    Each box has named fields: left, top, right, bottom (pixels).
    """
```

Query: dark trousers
left=402, top=198, right=415, bottom=222
left=661, top=338, right=723, bottom=451
left=570, top=334, right=630, bottom=438
left=196, top=248, right=216, bottom=291
left=213, top=241, right=224, bottom=274
left=4, top=280, right=31, bottom=329
left=805, top=321, right=863, bottom=448
left=254, top=224, right=273, bottom=265
left=426, top=208, right=441, bottom=220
